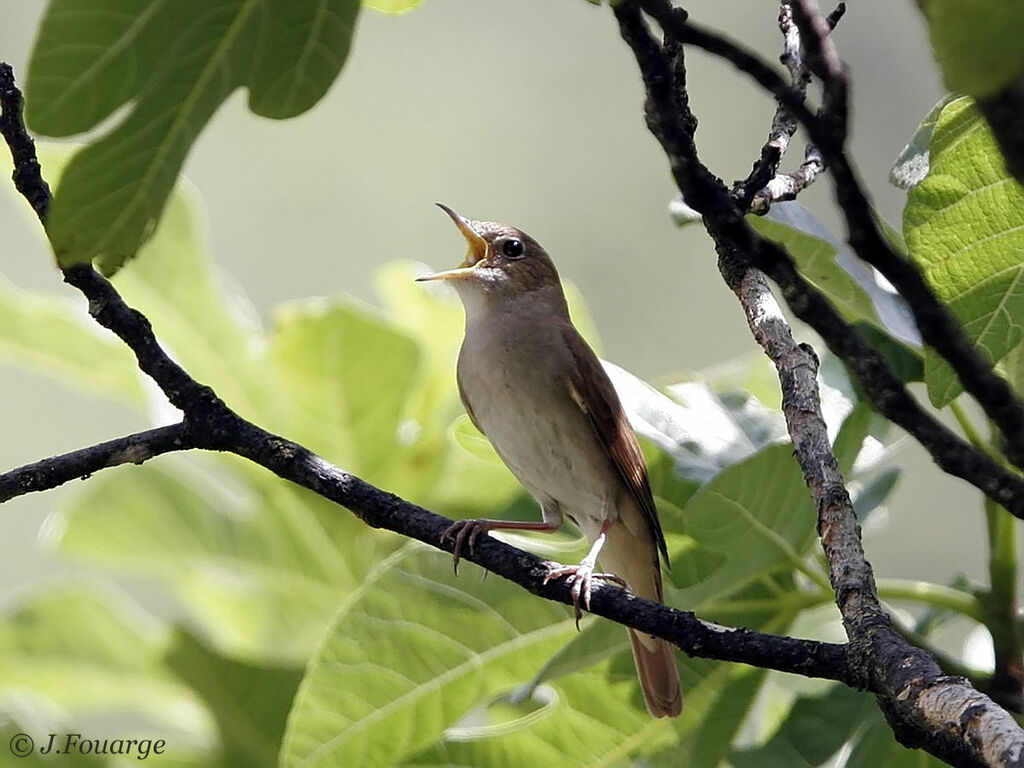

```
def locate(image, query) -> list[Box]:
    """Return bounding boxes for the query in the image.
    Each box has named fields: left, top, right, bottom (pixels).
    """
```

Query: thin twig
left=0, top=62, right=49, bottom=220
left=749, top=145, right=827, bottom=214
left=735, top=1, right=830, bottom=213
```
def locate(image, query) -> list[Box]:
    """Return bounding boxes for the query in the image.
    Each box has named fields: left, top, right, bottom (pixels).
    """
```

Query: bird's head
left=417, top=204, right=563, bottom=306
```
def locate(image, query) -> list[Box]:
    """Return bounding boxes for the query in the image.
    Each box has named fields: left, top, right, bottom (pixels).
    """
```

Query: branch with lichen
left=614, top=2, right=1024, bottom=764
left=638, top=0, right=1024, bottom=472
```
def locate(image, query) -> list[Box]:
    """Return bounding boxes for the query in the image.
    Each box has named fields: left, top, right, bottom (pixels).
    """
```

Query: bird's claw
left=542, top=561, right=628, bottom=629
left=440, top=519, right=491, bottom=575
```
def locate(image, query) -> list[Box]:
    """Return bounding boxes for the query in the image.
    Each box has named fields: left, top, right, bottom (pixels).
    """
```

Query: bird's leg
left=542, top=519, right=628, bottom=628
left=441, top=519, right=558, bottom=575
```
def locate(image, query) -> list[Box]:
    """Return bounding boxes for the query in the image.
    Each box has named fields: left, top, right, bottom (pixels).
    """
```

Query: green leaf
left=749, top=202, right=920, bottom=346
left=26, top=0, right=361, bottom=273
left=904, top=97, right=1024, bottom=406
left=166, top=631, right=303, bottom=768
left=852, top=467, right=900, bottom=525
left=281, top=545, right=599, bottom=768
left=0, top=586, right=217, bottom=761
left=890, top=96, right=955, bottom=190
left=920, top=0, right=1024, bottom=98
left=265, top=299, right=426, bottom=493
left=834, top=402, right=873, bottom=477
left=669, top=444, right=818, bottom=611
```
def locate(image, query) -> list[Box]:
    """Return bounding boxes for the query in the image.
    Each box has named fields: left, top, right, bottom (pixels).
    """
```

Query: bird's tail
left=628, top=628, right=682, bottom=718
left=601, top=524, right=682, bottom=718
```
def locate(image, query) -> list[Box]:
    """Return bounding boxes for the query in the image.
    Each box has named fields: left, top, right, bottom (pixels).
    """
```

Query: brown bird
left=417, top=205, right=682, bottom=718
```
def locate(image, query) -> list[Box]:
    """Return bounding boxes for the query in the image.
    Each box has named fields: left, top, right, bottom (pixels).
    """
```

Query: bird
left=416, top=204, right=682, bottom=718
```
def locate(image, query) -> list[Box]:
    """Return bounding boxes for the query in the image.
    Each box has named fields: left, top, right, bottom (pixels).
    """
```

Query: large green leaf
left=749, top=202, right=920, bottom=346
left=281, top=545, right=597, bottom=767
left=284, top=547, right=786, bottom=768
left=920, top=0, right=1024, bottom=98
left=904, top=97, right=1024, bottom=406
left=669, top=444, right=819, bottom=611
left=26, top=0, right=361, bottom=273
left=265, top=299, right=425, bottom=492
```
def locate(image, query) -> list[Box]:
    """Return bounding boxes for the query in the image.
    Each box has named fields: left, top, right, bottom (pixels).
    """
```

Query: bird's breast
left=457, top=314, right=613, bottom=530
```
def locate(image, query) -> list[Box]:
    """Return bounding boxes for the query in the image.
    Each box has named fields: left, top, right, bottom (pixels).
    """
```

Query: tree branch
left=639, top=0, right=1024, bottom=471
left=0, top=424, right=193, bottom=502
left=735, top=1, right=836, bottom=214
left=614, top=1, right=1024, bottom=519
left=615, top=3, right=1024, bottom=764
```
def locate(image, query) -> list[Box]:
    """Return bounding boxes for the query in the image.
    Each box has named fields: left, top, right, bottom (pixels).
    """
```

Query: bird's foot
left=440, top=519, right=492, bottom=575
left=542, top=560, right=628, bottom=629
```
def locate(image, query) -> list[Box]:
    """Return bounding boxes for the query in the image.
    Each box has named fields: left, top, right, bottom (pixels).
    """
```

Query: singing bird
left=417, top=205, right=682, bottom=718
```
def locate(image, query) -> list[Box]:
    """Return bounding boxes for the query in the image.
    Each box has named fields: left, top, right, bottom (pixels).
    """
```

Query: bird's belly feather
left=458, top=337, right=612, bottom=538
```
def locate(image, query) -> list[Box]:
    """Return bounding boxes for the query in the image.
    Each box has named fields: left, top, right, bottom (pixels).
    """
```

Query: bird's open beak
left=416, top=203, right=489, bottom=282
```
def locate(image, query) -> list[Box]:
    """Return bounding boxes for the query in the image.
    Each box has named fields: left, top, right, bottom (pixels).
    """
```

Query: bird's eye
left=501, top=238, right=525, bottom=259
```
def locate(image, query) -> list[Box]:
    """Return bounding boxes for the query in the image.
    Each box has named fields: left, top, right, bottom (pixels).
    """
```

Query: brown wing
left=560, top=324, right=669, bottom=566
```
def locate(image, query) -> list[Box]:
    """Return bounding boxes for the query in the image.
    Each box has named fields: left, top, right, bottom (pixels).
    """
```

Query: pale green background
left=0, top=2, right=983, bottom=632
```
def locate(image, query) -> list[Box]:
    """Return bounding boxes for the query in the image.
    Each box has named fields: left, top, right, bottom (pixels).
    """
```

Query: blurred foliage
left=0, top=3, right=1016, bottom=768
left=919, top=0, right=1024, bottom=98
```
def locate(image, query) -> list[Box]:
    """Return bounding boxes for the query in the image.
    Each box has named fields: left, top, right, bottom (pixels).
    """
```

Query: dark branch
left=977, top=73, right=1024, bottom=187
left=223, top=416, right=854, bottom=683
left=641, top=0, right=1024, bottom=470
left=0, top=62, right=49, bottom=221
left=0, top=424, right=193, bottom=502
